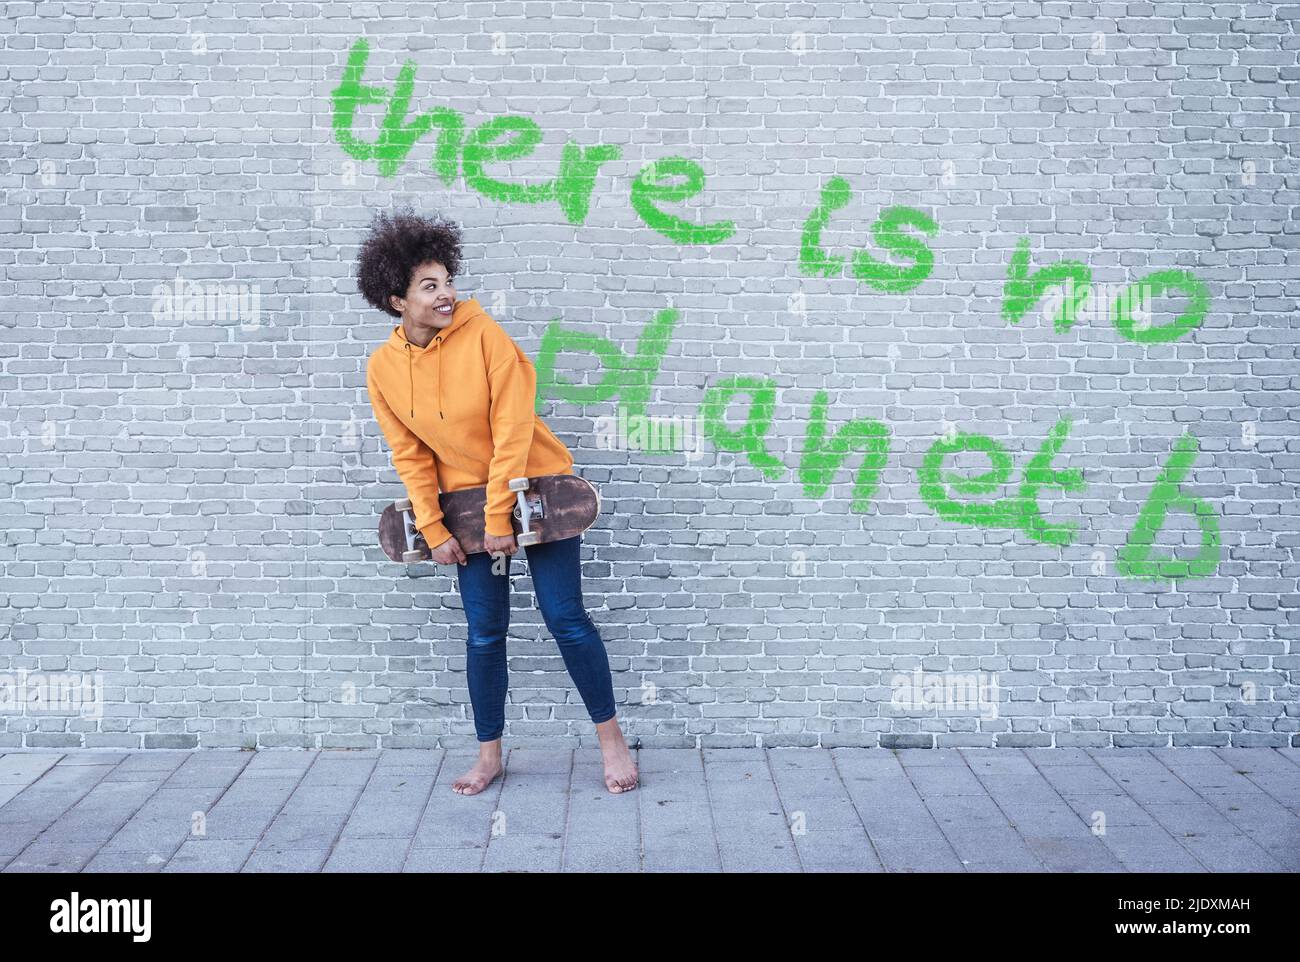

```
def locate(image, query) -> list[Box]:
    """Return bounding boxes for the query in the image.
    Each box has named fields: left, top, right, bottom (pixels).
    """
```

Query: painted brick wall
left=1, top=2, right=1296, bottom=749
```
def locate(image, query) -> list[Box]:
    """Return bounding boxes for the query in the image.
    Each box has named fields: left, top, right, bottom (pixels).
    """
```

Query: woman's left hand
left=484, top=532, right=518, bottom=556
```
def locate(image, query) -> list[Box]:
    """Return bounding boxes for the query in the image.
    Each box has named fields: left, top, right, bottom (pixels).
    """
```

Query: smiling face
left=389, top=259, right=457, bottom=340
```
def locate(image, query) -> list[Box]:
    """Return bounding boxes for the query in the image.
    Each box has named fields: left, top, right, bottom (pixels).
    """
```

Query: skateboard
left=378, top=473, right=601, bottom=562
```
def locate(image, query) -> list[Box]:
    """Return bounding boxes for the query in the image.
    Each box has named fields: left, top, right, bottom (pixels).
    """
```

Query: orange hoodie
left=366, top=297, right=575, bottom=547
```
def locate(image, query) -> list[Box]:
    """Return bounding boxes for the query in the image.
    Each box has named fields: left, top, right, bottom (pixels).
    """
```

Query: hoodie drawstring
left=399, top=312, right=453, bottom=420
left=405, top=342, right=413, bottom=418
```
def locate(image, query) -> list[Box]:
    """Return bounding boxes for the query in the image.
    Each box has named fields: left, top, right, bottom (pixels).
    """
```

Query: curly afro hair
left=356, top=206, right=464, bottom=319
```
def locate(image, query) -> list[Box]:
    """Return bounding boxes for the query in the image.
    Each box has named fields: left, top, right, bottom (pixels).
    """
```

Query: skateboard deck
left=378, top=473, right=600, bottom=562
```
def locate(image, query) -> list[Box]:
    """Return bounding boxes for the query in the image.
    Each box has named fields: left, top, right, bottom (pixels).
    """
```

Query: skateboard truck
left=392, top=497, right=430, bottom=563
left=509, top=477, right=543, bottom=547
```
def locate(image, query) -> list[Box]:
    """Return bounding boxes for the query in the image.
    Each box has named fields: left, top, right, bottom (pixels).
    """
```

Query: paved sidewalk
left=0, top=747, right=1296, bottom=872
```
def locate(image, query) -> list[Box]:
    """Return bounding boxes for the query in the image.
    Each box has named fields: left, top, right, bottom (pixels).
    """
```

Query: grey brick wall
left=0, top=2, right=1296, bottom=750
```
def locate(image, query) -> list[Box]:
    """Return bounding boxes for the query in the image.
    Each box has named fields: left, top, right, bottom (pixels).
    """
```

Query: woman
left=358, top=208, right=639, bottom=795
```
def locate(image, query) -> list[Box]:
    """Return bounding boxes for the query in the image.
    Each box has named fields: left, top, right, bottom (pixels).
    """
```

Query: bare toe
left=452, top=760, right=501, bottom=796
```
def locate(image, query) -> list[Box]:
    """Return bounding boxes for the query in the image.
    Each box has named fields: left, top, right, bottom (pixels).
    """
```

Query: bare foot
left=451, top=753, right=503, bottom=796
left=596, top=718, right=639, bottom=794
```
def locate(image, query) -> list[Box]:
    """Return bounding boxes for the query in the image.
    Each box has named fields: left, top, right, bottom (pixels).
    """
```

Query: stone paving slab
left=0, top=747, right=1295, bottom=872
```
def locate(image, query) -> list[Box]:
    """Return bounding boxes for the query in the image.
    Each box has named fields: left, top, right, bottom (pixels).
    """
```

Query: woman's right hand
left=429, top=535, right=468, bottom=565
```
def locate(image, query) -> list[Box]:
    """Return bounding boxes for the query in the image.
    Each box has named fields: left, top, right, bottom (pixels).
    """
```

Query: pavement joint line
left=154, top=751, right=258, bottom=871
left=1267, top=747, right=1300, bottom=774
left=1149, top=747, right=1281, bottom=872
left=1233, top=751, right=1300, bottom=815
left=398, top=749, right=447, bottom=873
left=828, top=748, right=886, bottom=870
left=75, top=752, right=186, bottom=870
left=556, top=748, right=575, bottom=871
left=701, top=747, right=727, bottom=872
left=762, top=743, right=806, bottom=873
left=1034, top=747, right=1177, bottom=872
left=1090, top=747, right=1219, bottom=872
left=5, top=752, right=119, bottom=872
left=478, top=748, right=513, bottom=871
left=317, top=754, right=382, bottom=873
left=697, top=747, right=741, bottom=872
left=896, top=750, right=975, bottom=872
left=966, top=747, right=1103, bottom=871
left=1029, top=748, right=1141, bottom=871
left=234, top=751, right=321, bottom=873
left=634, top=747, right=644, bottom=873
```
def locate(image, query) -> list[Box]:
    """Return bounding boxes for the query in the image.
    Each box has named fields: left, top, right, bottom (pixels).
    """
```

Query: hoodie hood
left=385, top=297, right=486, bottom=419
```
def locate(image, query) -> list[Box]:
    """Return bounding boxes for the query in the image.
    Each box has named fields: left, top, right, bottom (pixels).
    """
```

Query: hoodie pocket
left=427, top=422, right=489, bottom=473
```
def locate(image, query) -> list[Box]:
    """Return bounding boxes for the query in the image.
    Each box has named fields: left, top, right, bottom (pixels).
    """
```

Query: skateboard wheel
left=401, top=549, right=427, bottom=563
left=517, top=531, right=541, bottom=547
left=508, top=477, right=530, bottom=492
left=395, top=498, right=413, bottom=512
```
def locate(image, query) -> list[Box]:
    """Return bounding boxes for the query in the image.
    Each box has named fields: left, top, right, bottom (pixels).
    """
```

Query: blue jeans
left=455, top=534, right=617, bottom=742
